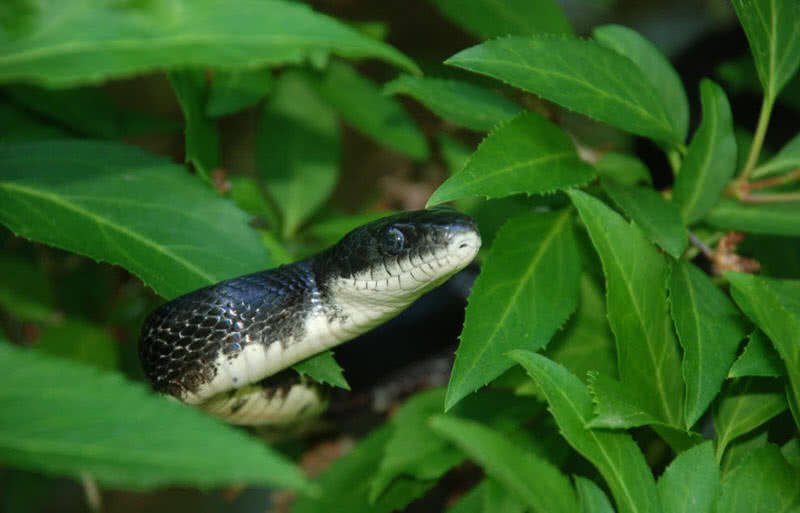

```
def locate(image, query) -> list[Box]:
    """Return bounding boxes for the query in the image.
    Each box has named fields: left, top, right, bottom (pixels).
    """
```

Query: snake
left=138, top=207, right=481, bottom=425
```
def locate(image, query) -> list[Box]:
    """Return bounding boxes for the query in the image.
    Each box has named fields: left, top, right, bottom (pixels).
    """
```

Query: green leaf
left=292, top=425, right=432, bottom=513
left=729, top=330, right=785, bottom=378
left=593, top=24, right=689, bottom=142
left=0, top=254, right=55, bottom=322
left=510, top=351, right=662, bottom=513
left=601, top=178, right=687, bottom=258
left=438, top=133, right=473, bottom=175
left=170, top=70, right=219, bottom=182
left=706, top=198, right=800, bottom=236
left=752, top=131, right=800, bottom=178
left=36, top=319, right=119, bottom=371
left=445, top=209, right=581, bottom=410
left=721, top=429, right=769, bottom=475
left=206, top=68, right=272, bottom=118
left=0, top=0, right=419, bottom=87
left=430, top=0, right=573, bottom=39
left=292, top=350, right=349, bottom=390
left=594, top=152, right=652, bottom=186
left=671, top=80, right=737, bottom=224
left=726, top=272, right=800, bottom=429
left=429, top=415, right=579, bottom=513
left=0, top=341, right=310, bottom=491
left=0, top=139, right=271, bottom=300
left=586, top=372, right=663, bottom=429
left=669, top=260, right=748, bottom=428
left=657, top=441, right=719, bottom=513
left=427, top=112, right=595, bottom=206
left=446, top=479, right=487, bottom=513
left=717, top=444, right=800, bottom=513
left=0, top=100, right=69, bottom=142
left=714, top=378, right=788, bottom=462
left=575, top=476, right=616, bottom=513
left=482, top=478, right=528, bottom=513
left=447, top=36, right=676, bottom=142
left=732, top=0, right=800, bottom=101
left=783, top=438, right=800, bottom=470
left=257, top=71, right=340, bottom=237
left=568, top=189, right=683, bottom=427
left=315, top=61, right=428, bottom=160
left=384, top=75, right=522, bottom=132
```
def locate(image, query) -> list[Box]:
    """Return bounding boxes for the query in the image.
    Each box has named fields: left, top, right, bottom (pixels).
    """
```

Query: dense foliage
left=1, top=0, right=800, bottom=512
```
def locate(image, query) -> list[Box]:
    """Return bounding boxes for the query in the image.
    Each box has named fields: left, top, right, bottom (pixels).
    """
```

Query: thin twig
left=739, top=191, right=800, bottom=203
left=746, top=168, right=800, bottom=191
left=687, top=231, right=714, bottom=258
left=738, top=95, right=774, bottom=183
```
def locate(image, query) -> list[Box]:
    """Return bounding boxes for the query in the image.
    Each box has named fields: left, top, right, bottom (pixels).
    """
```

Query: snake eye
left=381, top=227, right=405, bottom=254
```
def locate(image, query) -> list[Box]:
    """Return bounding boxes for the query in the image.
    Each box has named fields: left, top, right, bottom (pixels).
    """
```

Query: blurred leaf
left=292, top=350, right=349, bottom=390
left=731, top=0, right=800, bottom=101
left=752, top=131, right=800, bottom=178
left=0, top=139, right=271, bottom=300
left=292, top=425, right=432, bottom=513
left=429, top=415, right=579, bottom=513
left=227, top=175, right=280, bottom=229
left=669, top=260, right=747, bottom=428
left=482, top=478, right=527, bottom=513
left=601, top=178, right=687, bottom=258
left=0, top=101, right=69, bottom=141
left=206, top=68, right=272, bottom=117
left=0, top=0, right=418, bottom=87
left=304, top=211, right=390, bottom=247
left=727, top=272, right=800, bottom=429
left=511, top=352, right=661, bottom=513
left=0, top=341, right=310, bottom=491
left=586, top=372, right=663, bottom=428
left=783, top=438, right=800, bottom=470
left=706, top=198, right=800, bottom=236
left=169, top=70, right=218, bottom=182
left=0, top=254, right=55, bottom=322
left=446, top=210, right=581, bottom=410
left=4, top=84, right=178, bottom=137
left=384, top=75, right=522, bottom=132
left=36, top=319, right=119, bottom=371
left=446, top=479, right=487, bottom=513
left=437, top=133, right=473, bottom=175
left=718, top=56, right=800, bottom=112
left=430, top=0, right=572, bottom=39
left=657, top=441, right=719, bottom=513
left=447, top=36, right=676, bottom=142
left=672, top=80, right=736, bottom=224
left=594, top=151, right=652, bottom=185
left=714, top=378, right=788, bottom=462
left=428, top=112, right=595, bottom=206
left=738, top=234, right=800, bottom=279
left=575, top=476, right=615, bottom=513
left=316, top=61, right=428, bottom=160
left=569, top=189, right=683, bottom=427
left=593, top=24, right=689, bottom=142
left=717, top=444, right=800, bottom=513
left=257, top=71, right=340, bottom=237
left=729, top=330, right=785, bottom=378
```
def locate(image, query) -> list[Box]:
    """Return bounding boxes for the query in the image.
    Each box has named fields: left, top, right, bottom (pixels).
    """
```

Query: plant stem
left=739, top=94, right=774, bottom=183
left=746, top=168, right=800, bottom=190
left=740, top=191, right=800, bottom=203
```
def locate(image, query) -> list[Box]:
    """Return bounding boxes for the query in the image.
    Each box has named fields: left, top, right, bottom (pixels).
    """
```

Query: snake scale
left=138, top=207, right=481, bottom=425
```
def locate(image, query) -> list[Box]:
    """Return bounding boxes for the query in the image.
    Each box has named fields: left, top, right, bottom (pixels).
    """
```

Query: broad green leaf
left=721, top=429, right=769, bottom=475
left=587, top=372, right=663, bottom=429
left=594, top=151, right=652, bottom=185
left=729, top=330, right=785, bottom=378
left=0, top=0, right=418, bottom=87
left=429, top=415, right=579, bottom=513
left=447, top=479, right=487, bottom=513
left=672, top=80, right=736, bottom=224
left=206, top=68, right=272, bottom=117
left=732, top=0, right=800, bottom=101
left=438, top=133, right=473, bottom=175
left=717, top=56, right=800, bottom=112
left=445, top=209, right=581, bottom=410
left=292, top=350, right=349, bottom=390
left=593, top=24, right=689, bottom=142
left=714, top=378, right=788, bottom=462
left=657, top=441, right=719, bottom=513
left=315, top=61, right=428, bottom=160
left=292, top=425, right=432, bottom=513
left=0, top=139, right=270, bottom=300
left=463, top=195, right=555, bottom=249
left=384, top=75, right=522, bottom=132
left=427, top=112, right=595, bottom=206
left=36, top=318, right=119, bottom=371
left=601, top=178, right=687, bottom=258
left=727, top=272, right=800, bottom=429
left=752, top=131, right=800, bottom=178
left=430, top=0, right=572, bottom=39
left=447, top=36, right=676, bottom=142
left=170, top=70, right=218, bottom=182
left=706, top=198, right=800, bottom=236
left=0, top=254, right=55, bottom=323
left=716, top=444, right=800, bottom=513
left=257, top=71, right=340, bottom=237
left=0, top=101, right=68, bottom=141
left=575, top=476, right=616, bottom=513
left=568, top=189, right=683, bottom=427
left=510, top=351, right=662, bottom=513
left=483, top=478, right=527, bottom=513
left=669, top=260, right=748, bottom=427
left=783, top=438, right=800, bottom=470
left=0, top=341, right=310, bottom=491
